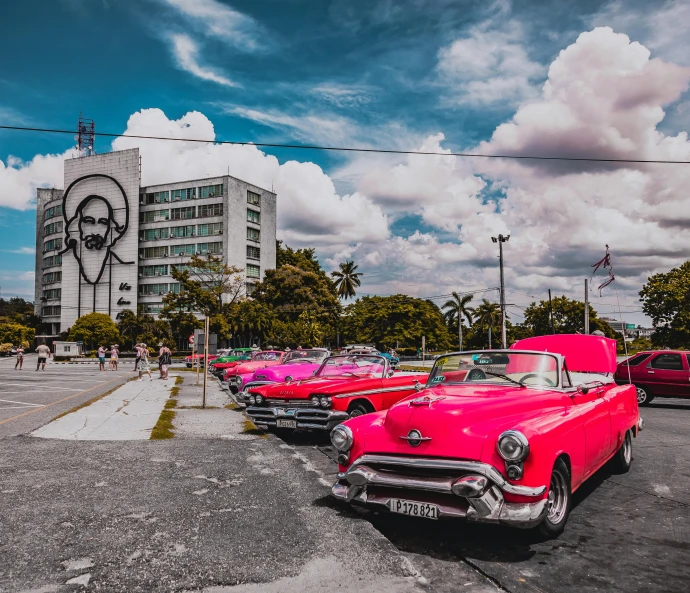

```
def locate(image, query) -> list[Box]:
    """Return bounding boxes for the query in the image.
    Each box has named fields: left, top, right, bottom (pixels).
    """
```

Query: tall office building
left=35, top=148, right=277, bottom=336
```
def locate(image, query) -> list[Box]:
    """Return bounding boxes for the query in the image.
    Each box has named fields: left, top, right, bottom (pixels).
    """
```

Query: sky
left=2, top=0, right=690, bottom=327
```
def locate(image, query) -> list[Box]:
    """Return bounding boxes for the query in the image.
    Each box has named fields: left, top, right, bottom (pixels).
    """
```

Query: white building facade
left=35, top=148, right=277, bottom=335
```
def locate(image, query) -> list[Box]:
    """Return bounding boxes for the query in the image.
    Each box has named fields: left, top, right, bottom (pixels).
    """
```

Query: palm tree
left=442, top=292, right=474, bottom=351
left=473, top=300, right=502, bottom=349
left=331, top=260, right=362, bottom=300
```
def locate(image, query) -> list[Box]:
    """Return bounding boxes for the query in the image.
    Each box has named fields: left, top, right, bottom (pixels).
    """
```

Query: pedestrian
left=157, top=343, right=165, bottom=379
left=110, top=345, right=119, bottom=371
left=14, top=345, right=24, bottom=370
left=97, top=345, right=106, bottom=371
left=159, top=346, right=172, bottom=380
left=136, top=344, right=153, bottom=381
left=35, top=343, right=51, bottom=371
left=134, top=343, right=141, bottom=372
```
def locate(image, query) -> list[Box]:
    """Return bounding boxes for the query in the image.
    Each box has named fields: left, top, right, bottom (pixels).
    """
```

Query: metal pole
left=499, top=239, right=507, bottom=349
left=584, top=279, right=589, bottom=334
left=202, top=316, right=209, bottom=408
left=548, top=289, right=555, bottom=334
left=195, top=330, right=200, bottom=385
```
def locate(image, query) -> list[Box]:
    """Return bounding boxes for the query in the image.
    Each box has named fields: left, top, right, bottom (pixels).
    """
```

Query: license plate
left=388, top=499, right=438, bottom=520
left=276, top=419, right=296, bottom=428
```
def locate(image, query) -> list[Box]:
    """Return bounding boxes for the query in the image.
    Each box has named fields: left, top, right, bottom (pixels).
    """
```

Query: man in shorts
left=97, top=345, right=106, bottom=371
left=35, top=343, right=51, bottom=371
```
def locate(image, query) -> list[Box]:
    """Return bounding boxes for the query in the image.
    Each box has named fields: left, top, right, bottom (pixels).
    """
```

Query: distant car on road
left=615, top=350, right=690, bottom=405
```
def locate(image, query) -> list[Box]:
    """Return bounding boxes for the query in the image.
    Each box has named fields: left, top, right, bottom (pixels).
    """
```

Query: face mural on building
left=59, top=174, right=133, bottom=284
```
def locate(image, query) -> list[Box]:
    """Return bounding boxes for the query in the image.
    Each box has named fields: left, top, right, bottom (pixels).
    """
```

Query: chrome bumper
left=236, top=382, right=275, bottom=404
left=246, top=406, right=349, bottom=431
left=331, top=454, right=548, bottom=528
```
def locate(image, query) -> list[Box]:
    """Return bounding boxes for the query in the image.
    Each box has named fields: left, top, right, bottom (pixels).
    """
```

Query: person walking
left=35, top=343, right=51, bottom=371
left=14, top=345, right=24, bottom=370
left=110, top=345, right=119, bottom=371
left=158, top=346, right=172, bottom=380
left=136, top=344, right=153, bottom=381
left=133, top=343, right=142, bottom=372
left=97, top=345, right=106, bottom=371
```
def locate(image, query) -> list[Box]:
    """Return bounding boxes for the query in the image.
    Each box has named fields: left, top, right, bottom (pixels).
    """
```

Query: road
left=0, top=355, right=133, bottom=437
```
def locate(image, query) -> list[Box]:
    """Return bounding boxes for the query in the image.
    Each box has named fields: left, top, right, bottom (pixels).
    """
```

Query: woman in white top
left=136, top=344, right=153, bottom=381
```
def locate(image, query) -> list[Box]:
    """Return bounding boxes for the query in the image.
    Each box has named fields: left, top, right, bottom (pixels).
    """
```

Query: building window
left=44, top=205, right=63, bottom=221
left=245, top=283, right=256, bottom=296
left=139, top=265, right=168, bottom=277
left=43, top=288, right=61, bottom=300
left=246, top=245, right=260, bottom=260
left=171, top=225, right=195, bottom=238
left=196, top=242, right=222, bottom=255
left=143, top=191, right=170, bottom=205
left=247, top=209, right=260, bottom=224
left=246, top=264, right=260, bottom=279
left=199, top=184, right=223, bottom=199
left=247, top=190, right=261, bottom=206
left=44, top=221, right=63, bottom=236
left=142, top=303, right=164, bottom=314
left=141, top=209, right=170, bottom=223
left=42, top=305, right=61, bottom=316
left=198, top=203, right=223, bottom=218
left=140, top=283, right=171, bottom=296
left=171, top=244, right=196, bottom=256
left=171, top=188, right=196, bottom=201
left=44, top=238, right=63, bottom=252
left=43, top=271, right=62, bottom=284
left=139, top=246, right=168, bottom=259
left=172, top=264, right=192, bottom=274
left=43, top=255, right=62, bottom=268
left=139, top=228, right=169, bottom=241
left=247, top=227, right=260, bottom=242
left=197, top=222, right=223, bottom=236
left=171, top=206, right=196, bottom=220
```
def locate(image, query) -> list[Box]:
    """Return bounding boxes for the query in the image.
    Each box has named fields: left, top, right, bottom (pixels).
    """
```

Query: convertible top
left=510, top=334, right=617, bottom=374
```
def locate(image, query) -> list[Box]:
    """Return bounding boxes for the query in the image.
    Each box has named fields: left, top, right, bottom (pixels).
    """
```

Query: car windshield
left=253, top=351, right=281, bottom=361
left=428, top=351, right=560, bottom=389
left=284, top=350, right=328, bottom=363
left=317, top=355, right=386, bottom=378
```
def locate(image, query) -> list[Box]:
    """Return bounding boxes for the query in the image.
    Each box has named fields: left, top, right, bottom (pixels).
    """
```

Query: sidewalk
left=32, top=375, right=177, bottom=440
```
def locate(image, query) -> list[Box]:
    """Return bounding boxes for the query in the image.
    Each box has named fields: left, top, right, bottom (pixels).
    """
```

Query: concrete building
left=35, top=148, right=277, bottom=336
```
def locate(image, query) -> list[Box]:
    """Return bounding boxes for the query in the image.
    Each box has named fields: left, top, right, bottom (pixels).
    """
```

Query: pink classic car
left=235, top=349, right=330, bottom=404
left=330, top=335, right=642, bottom=537
left=224, top=351, right=285, bottom=394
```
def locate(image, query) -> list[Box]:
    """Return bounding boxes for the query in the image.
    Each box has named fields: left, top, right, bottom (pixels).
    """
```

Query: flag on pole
left=590, top=244, right=615, bottom=295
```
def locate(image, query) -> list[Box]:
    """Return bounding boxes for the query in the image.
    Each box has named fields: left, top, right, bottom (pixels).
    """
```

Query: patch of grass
left=170, top=386, right=181, bottom=398
left=242, top=418, right=268, bottom=437
left=164, top=398, right=178, bottom=410
left=150, top=409, right=176, bottom=440
left=52, top=376, right=136, bottom=421
left=224, top=402, right=240, bottom=410
left=175, top=375, right=184, bottom=385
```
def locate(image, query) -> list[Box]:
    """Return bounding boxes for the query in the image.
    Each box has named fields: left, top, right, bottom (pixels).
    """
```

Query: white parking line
left=1, top=384, right=76, bottom=390
left=0, top=399, right=45, bottom=407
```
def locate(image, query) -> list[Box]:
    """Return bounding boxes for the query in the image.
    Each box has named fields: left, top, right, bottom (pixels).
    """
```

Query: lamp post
left=491, top=234, right=510, bottom=349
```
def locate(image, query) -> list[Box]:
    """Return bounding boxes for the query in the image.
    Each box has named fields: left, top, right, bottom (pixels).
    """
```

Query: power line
left=3, top=124, right=690, bottom=165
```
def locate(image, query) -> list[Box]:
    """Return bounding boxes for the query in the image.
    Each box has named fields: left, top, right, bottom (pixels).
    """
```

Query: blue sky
left=2, top=0, right=690, bottom=326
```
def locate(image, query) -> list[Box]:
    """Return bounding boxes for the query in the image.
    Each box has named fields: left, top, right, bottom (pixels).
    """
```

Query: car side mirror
left=387, top=369, right=395, bottom=378
left=414, top=380, right=423, bottom=392
left=577, top=384, right=589, bottom=395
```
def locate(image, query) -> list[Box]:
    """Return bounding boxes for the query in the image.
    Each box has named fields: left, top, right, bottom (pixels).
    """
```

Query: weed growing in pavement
left=224, top=402, right=240, bottom=410
left=175, top=375, right=184, bottom=385
left=150, top=410, right=176, bottom=440
left=242, top=418, right=268, bottom=438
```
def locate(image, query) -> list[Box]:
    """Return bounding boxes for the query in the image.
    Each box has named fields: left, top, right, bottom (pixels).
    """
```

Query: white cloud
left=159, top=0, right=264, bottom=51
left=437, top=21, right=544, bottom=106
left=310, top=84, right=372, bottom=108
left=1, top=247, right=35, bottom=255
left=0, top=150, right=73, bottom=210
left=170, top=34, right=238, bottom=87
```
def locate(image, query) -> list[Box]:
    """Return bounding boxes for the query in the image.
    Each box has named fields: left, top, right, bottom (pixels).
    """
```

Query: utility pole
left=584, top=279, right=589, bottom=334
left=548, top=289, right=555, bottom=334
left=202, top=315, right=209, bottom=409
left=491, top=234, right=510, bottom=348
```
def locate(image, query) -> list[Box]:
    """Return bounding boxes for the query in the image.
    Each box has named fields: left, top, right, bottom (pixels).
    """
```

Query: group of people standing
left=13, top=344, right=50, bottom=371
left=96, top=345, right=120, bottom=371
left=133, top=343, right=172, bottom=381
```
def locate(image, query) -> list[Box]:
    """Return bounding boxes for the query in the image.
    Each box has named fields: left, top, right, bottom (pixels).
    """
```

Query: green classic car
left=213, top=348, right=256, bottom=364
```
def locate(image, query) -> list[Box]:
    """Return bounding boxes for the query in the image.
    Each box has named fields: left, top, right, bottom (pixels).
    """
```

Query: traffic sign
left=188, top=335, right=195, bottom=345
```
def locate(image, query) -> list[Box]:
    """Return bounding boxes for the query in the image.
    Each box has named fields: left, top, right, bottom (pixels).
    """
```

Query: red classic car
left=615, top=350, right=690, bottom=405
left=331, top=335, right=642, bottom=537
left=224, top=350, right=286, bottom=394
left=184, top=353, right=220, bottom=368
left=245, top=354, right=428, bottom=432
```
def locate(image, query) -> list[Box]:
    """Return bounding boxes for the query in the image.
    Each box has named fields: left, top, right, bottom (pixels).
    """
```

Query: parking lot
left=0, top=355, right=132, bottom=437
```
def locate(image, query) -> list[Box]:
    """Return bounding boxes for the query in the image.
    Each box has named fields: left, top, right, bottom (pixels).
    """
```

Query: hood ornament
left=399, top=429, right=431, bottom=447
left=409, top=395, right=445, bottom=407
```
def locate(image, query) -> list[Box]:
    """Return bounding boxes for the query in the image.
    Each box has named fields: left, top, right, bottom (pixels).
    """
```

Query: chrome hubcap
left=546, top=471, right=568, bottom=524
left=349, top=409, right=363, bottom=418
left=636, top=387, right=647, bottom=404
left=623, top=431, right=632, bottom=464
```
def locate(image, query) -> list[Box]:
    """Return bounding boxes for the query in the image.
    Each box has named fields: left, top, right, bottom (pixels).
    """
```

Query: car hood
left=229, top=360, right=282, bottom=374
left=251, top=362, right=320, bottom=382
left=252, top=375, right=368, bottom=398
left=361, top=384, right=566, bottom=460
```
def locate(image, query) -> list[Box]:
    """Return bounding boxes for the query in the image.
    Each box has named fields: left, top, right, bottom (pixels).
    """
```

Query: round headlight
left=248, top=395, right=256, bottom=405
left=311, top=395, right=320, bottom=407
left=255, top=394, right=264, bottom=405
left=285, top=375, right=293, bottom=383
left=331, top=425, right=353, bottom=452
left=497, top=430, right=529, bottom=462
left=320, top=396, right=331, bottom=408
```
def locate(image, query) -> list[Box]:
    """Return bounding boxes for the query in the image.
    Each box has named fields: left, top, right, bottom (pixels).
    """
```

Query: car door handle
left=648, top=371, right=654, bottom=374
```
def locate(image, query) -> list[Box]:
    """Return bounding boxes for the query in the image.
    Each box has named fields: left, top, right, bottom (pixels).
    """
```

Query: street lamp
left=491, top=234, right=510, bottom=349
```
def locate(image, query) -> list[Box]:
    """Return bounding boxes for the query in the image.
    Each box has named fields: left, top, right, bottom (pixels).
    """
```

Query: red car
left=184, top=353, right=220, bottom=368
left=245, top=354, right=428, bottom=432
left=224, top=351, right=286, bottom=394
left=615, top=350, right=690, bottom=405
left=330, top=335, right=641, bottom=537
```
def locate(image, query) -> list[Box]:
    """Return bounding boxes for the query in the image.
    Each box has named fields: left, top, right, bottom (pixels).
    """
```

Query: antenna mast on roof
left=77, top=113, right=95, bottom=156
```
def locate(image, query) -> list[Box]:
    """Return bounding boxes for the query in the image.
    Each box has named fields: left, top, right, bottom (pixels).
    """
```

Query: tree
left=68, top=313, right=120, bottom=350
left=117, top=309, right=174, bottom=349
left=442, top=292, right=474, bottom=350
left=276, top=241, right=322, bottom=274
left=523, top=295, right=616, bottom=339
left=639, top=261, right=690, bottom=348
left=331, top=260, right=362, bottom=300
left=473, top=300, right=502, bottom=349
left=344, top=295, right=452, bottom=351
left=0, top=297, right=42, bottom=332
left=227, top=299, right=275, bottom=347
left=0, top=322, right=35, bottom=347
